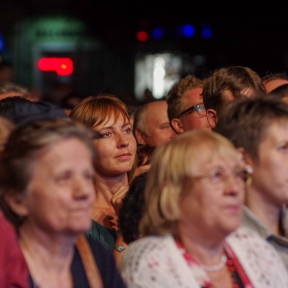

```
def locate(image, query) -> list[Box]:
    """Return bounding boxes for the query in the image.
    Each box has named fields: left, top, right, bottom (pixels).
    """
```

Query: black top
left=29, top=237, right=126, bottom=288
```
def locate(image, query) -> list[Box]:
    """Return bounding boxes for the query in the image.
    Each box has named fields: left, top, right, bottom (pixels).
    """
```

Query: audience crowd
left=2, top=65, right=288, bottom=287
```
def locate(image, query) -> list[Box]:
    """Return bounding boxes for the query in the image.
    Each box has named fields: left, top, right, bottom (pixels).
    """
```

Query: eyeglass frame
left=191, top=167, right=248, bottom=187
left=176, top=103, right=206, bottom=118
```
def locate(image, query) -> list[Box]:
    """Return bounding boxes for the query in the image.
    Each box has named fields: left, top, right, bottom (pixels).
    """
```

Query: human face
left=178, top=154, right=245, bottom=239
left=250, top=122, right=288, bottom=206
left=143, top=101, right=176, bottom=146
left=93, top=114, right=136, bottom=177
left=178, top=88, right=211, bottom=131
left=22, top=138, right=95, bottom=236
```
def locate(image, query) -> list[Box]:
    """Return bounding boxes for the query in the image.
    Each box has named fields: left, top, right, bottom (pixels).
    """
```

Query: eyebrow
left=97, top=122, right=131, bottom=132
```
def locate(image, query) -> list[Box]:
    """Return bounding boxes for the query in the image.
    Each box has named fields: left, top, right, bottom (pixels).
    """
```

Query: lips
left=224, top=205, right=241, bottom=212
left=115, top=153, right=132, bottom=159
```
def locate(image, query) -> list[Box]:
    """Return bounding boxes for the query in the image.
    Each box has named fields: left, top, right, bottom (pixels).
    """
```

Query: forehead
left=146, top=102, right=169, bottom=122
left=264, top=79, right=288, bottom=93
left=182, top=88, right=203, bottom=108
left=94, top=112, right=129, bottom=128
left=261, top=121, right=288, bottom=145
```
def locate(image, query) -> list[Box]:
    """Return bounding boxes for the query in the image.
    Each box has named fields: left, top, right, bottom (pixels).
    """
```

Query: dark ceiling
left=2, top=0, right=288, bottom=74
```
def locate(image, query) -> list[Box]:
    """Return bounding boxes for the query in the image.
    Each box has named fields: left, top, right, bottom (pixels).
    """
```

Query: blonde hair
left=70, top=93, right=137, bottom=181
left=140, top=130, right=241, bottom=236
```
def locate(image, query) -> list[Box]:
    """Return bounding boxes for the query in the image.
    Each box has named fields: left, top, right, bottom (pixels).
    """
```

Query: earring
left=246, top=167, right=253, bottom=174
left=245, top=166, right=253, bottom=186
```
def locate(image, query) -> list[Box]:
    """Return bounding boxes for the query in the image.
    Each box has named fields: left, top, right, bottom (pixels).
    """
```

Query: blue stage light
left=183, top=25, right=194, bottom=37
left=202, top=28, right=212, bottom=39
left=152, top=28, right=164, bottom=39
left=0, top=33, right=4, bottom=51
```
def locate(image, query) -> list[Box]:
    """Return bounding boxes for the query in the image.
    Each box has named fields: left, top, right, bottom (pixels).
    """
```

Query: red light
left=137, top=31, right=148, bottom=42
left=38, top=58, right=73, bottom=76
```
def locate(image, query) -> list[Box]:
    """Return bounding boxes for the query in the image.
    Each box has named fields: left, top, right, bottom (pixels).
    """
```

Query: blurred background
left=1, top=0, right=287, bottom=104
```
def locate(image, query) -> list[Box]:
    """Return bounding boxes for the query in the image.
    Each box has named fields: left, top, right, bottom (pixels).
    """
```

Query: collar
left=242, top=206, right=288, bottom=242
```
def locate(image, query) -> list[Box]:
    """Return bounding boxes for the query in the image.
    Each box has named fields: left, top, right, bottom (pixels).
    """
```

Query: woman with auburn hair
left=70, top=94, right=137, bottom=252
left=121, top=130, right=288, bottom=288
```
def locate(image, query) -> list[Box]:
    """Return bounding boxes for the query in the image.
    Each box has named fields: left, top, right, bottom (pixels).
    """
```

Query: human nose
left=72, top=176, right=94, bottom=199
left=223, top=172, right=244, bottom=194
left=117, top=133, right=129, bottom=148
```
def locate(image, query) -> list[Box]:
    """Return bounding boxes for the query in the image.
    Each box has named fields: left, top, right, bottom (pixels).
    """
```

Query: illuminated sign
left=38, top=57, right=73, bottom=76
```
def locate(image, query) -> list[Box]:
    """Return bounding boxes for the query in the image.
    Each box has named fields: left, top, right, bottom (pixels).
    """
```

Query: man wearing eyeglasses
left=166, top=75, right=211, bottom=134
left=203, top=66, right=265, bottom=129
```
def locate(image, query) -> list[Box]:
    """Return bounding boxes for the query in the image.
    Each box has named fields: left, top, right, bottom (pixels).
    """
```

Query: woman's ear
left=4, top=193, right=28, bottom=217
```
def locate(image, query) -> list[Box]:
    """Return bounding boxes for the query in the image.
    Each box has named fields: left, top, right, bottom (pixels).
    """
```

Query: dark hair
left=203, top=66, right=265, bottom=113
left=0, top=96, right=30, bottom=114
left=166, top=75, right=203, bottom=123
left=262, top=72, right=288, bottom=83
left=137, top=144, right=155, bottom=166
left=0, top=118, right=95, bottom=228
left=119, top=173, right=147, bottom=244
left=214, top=95, right=288, bottom=159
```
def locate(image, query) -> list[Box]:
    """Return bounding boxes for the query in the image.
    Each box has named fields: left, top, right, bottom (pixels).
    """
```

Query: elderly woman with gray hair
left=0, top=119, right=125, bottom=288
left=120, top=130, right=288, bottom=288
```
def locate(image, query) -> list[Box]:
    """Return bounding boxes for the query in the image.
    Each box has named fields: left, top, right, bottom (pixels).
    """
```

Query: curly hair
left=119, top=173, right=147, bottom=244
left=166, top=75, right=203, bottom=123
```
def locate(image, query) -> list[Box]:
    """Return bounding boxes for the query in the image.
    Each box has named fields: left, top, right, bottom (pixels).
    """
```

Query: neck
left=94, top=172, right=128, bottom=206
left=176, top=221, right=225, bottom=266
left=19, top=222, right=75, bottom=278
left=246, top=185, right=281, bottom=235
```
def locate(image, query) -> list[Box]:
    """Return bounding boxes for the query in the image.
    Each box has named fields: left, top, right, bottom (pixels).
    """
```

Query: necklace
left=201, top=255, right=227, bottom=272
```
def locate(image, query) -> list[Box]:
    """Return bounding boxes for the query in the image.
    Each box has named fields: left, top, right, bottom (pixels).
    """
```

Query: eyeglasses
left=192, top=167, right=247, bottom=187
left=177, top=103, right=206, bottom=118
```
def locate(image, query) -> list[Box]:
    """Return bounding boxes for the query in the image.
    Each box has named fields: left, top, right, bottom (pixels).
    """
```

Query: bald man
left=134, top=101, right=176, bottom=146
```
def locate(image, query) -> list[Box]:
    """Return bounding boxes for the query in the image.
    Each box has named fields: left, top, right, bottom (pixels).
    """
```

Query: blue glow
left=0, top=33, right=4, bottom=51
left=202, top=28, right=212, bottom=39
left=152, top=28, right=164, bottom=39
left=183, top=25, right=194, bottom=37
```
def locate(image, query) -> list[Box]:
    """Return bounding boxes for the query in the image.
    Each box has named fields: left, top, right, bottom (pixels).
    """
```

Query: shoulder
left=86, top=220, right=117, bottom=252
left=121, top=235, right=185, bottom=288
left=227, top=227, right=288, bottom=287
left=75, top=237, right=126, bottom=288
left=122, top=235, right=171, bottom=267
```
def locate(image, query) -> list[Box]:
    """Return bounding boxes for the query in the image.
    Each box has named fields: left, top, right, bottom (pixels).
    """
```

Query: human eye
left=160, top=124, right=171, bottom=130
left=233, top=169, right=246, bottom=182
left=100, top=131, right=112, bottom=138
left=55, top=171, right=72, bottom=184
left=278, top=142, right=288, bottom=152
left=83, top=171, right=95, bottom=182
left=123, top=126, right=132, bottom=134
left=208, top=169, right=224, bottom=184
